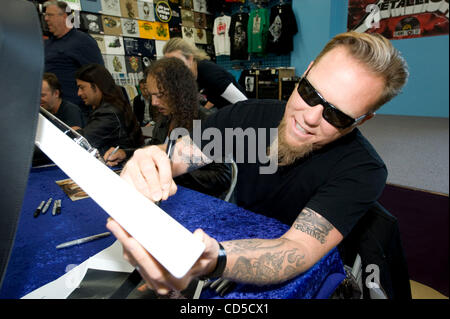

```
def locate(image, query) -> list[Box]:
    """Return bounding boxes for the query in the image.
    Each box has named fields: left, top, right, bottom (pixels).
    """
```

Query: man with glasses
left=106, top=31, right=409, bottom=294
left=43, top=1, right=103, bottom=123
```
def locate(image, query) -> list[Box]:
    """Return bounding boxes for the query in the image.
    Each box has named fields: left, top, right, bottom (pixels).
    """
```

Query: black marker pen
left=34, top=201, right=45, bottom=218
left=56, top=200, right=61, bottom=215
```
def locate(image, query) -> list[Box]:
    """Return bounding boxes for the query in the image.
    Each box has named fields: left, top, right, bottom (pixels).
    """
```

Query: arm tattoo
left=175, top=135, right=211, bottom=172
left=223, top=239, right=306, bottom=285
left=293, top=208, right=334, bottom=244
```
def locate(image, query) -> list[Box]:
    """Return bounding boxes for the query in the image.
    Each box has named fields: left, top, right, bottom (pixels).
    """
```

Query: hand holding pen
left=155, top=138, right=176, bottom=206
left=104, top=146, right=126, bottom=166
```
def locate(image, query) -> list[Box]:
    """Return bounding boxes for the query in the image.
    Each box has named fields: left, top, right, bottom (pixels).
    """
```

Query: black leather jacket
left=78, top=102, right=141, bottom=156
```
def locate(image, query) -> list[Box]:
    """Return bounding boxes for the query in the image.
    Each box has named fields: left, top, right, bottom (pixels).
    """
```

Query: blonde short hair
left=315, top=31, right=409, bottom=112
left=162, top=37, right=210, bottom=61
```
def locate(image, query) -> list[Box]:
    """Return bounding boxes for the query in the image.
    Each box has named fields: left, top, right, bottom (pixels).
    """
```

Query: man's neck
left=51, top=99, right=62, bottom=114
left=55, top=27, right=72, bottom=39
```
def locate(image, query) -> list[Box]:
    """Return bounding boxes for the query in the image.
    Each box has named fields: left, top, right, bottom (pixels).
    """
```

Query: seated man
left=34, top=72, right=85, bottom=166
left=75, top=64, right=144, bottom=156
left=133, top=78, right=160, bottom=127
left=104, top=57, right=232, bottom=200
left=106, top=32, right=409, bottom=294
left=41, top=72, right=84, bottom=128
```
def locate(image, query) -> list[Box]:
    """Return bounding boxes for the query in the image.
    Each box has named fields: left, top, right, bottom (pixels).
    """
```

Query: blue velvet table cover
left=0, top=166, right=345, bottom=299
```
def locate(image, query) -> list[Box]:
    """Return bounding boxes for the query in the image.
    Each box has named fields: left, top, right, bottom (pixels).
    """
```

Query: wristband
left=200, top=243, right=227, bottom=280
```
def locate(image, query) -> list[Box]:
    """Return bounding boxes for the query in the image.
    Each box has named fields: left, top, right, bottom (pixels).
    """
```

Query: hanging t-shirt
left=213, top=15, right=231, bottom=56
left=267, top=3, right=298, bottom=55
left=229, top=12, right=249, bottom=61
left=247, top=7, right=269, bottom=55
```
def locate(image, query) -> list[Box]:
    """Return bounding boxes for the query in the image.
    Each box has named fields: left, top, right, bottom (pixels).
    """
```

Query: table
left=0, top=165, right=345, bottom=299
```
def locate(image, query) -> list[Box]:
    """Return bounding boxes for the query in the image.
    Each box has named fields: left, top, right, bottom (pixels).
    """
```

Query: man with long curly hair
left=104, top=57, right=232, bottom=200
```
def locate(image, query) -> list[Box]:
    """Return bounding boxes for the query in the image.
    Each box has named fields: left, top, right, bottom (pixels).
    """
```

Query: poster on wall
left=348, top=0, right=449, bottom=39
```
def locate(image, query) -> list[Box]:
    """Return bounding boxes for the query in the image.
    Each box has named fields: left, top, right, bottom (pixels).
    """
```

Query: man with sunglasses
left=106, top=31, right=409, bottom=294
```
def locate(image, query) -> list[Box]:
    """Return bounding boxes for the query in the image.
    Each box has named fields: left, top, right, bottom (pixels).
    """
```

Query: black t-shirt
left=267, top=4, right=298, bottom=55
left=196, top=60, right=246, bottom=109
left=196, top=99, right=387, bottom=237
left=229, top=12, right=249, bottom=61
left=55, top=100, right=84, bottom=128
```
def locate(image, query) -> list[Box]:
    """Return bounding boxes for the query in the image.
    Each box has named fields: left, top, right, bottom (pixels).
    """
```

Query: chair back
left=338, top=202, right=412, bottom=299
left=223, top=159, right=238, bottom=203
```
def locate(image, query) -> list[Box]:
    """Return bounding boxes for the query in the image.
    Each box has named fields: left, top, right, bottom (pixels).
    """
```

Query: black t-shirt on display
left=196, top=99, right=387, bottom=237
left=196, top=60, right=246, bottom=109
left=267, top=4, right=298, bottom=55
left=229, top=12, right=249, bottom=61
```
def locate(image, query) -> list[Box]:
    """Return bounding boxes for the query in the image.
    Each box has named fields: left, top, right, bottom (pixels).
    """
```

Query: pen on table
left=34, top=200, right=45, bottom=218
left=105, top=145, right=120, bottom=163
left=52, top=199, right=58, bottom=216
left=155, top=138, right=176, bottom=206
left=41, top=197, right=53, bottom=214
left=52, top=199, right=61, bottom=216
left=56, top=232, right=111, bottom=249
left=56, top=199, right=61, bottom=215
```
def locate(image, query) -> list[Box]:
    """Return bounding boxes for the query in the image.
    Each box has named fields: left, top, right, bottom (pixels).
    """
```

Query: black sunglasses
left=297, top=75, right=367, bottom=129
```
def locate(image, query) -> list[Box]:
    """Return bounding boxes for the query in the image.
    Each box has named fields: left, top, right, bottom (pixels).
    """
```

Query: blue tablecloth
left=0, top=165, right=345, bottom=299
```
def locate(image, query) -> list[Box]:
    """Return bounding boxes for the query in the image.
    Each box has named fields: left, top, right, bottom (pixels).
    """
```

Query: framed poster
left=348, top=0, right=449, bottom=39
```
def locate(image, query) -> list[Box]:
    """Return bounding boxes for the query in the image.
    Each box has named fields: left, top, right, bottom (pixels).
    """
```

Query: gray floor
left=359, top=114, right=449, bottom=195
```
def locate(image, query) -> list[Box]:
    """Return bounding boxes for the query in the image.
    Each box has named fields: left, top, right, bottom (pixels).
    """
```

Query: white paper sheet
left=35, top=114, right=205, bottom=278
left=22, top=241, right=133, bottom=299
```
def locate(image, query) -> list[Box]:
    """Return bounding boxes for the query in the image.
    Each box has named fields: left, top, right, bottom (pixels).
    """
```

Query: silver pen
left=56, top=232, right=111, bottom=249
left=42, top=197, right=53, bottom=214
left=154, top=138, right=176, bottom=206
left=105, top=145, right=120, bottom=162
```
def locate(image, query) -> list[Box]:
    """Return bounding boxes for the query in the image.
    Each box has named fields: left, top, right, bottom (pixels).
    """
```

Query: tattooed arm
left=220, top=207, right=343, bottom=285
left=106, top=206, right=344, bottom=293
left=170, top=134, right=212, bottom=176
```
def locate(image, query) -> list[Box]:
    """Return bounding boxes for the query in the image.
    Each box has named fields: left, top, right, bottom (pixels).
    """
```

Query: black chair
left=338, top=202, right=412, bottom=299
left=0, top=0, right=44, bottom=288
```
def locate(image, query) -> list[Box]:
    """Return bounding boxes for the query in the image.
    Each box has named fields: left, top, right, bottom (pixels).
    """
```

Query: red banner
left=348, top=0, right=449, bottom=39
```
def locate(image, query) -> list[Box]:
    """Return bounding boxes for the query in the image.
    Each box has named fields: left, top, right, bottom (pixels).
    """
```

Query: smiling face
left=40, top=80, right=60, bottom=113
left=76, top=79, right=102, bottom=108
left=280, top=46, right=384, bottom=155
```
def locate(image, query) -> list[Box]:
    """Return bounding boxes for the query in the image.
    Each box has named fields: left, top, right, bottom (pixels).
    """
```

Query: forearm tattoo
left=293, top=208, right=334, bottom=244
left=175, top=135, right=211, bottom=172
left=223, top=239, right=306, bottom=285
